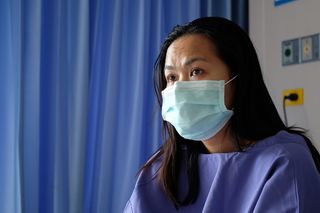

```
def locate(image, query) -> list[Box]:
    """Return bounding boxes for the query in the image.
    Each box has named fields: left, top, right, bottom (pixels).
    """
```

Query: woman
left=124, top=17, right=320, bottom=212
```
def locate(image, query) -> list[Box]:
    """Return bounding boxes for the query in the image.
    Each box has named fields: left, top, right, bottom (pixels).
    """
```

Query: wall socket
left=282, top=88, right=304, bottom=106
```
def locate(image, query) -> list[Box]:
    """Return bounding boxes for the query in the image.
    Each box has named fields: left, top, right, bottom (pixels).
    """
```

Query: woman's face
left=164, top=34, right=235, bottom=109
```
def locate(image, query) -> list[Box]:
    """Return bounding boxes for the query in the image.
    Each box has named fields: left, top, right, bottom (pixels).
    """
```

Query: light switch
left=282, top=38, right=299, bottom=66
left=301, top=36, right=312, bottom=61
left=301, top=34, right=319, bottom=63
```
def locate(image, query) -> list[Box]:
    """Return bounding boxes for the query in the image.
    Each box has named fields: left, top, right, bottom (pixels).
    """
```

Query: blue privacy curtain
left=0, top=0, right=247, bottom=213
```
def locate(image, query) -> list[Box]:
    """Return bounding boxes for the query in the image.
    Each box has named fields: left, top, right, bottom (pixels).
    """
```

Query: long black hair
left=141, top=17, right=320, bottom=208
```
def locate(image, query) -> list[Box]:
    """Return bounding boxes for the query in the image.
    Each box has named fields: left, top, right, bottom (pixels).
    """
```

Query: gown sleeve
left=123, top=200, right=133, bottom=213
left=253, top=144, right=320, bottom=213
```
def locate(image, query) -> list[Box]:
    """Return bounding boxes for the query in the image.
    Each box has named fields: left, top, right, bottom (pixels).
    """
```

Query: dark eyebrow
left=164, top=57, right=208, bottom=71
left=164, top=65, right=175, bottom=70
left=184, top=57, right=208, bottom=66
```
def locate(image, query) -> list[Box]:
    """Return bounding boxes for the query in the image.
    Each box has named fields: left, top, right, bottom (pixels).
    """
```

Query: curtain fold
left=0, top=0, right=248, bottom=212
left=0, top=0, right=22, bottom=212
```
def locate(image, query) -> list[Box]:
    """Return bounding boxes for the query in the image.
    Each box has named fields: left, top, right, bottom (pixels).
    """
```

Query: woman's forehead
left=165, top=34, right=218, bottom=66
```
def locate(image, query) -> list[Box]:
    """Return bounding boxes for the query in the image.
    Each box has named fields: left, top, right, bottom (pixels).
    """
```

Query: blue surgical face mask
left=161, top=76, right=237, bottom=141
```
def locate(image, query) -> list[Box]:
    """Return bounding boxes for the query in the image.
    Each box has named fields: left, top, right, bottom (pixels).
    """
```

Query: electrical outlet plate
left=301, top=34, right=319, bottom=63
left=282, top=88, right=304, bottom=106
left=282, top=38, right=300, bottom=66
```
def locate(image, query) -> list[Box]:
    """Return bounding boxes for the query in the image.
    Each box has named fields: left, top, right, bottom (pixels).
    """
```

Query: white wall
left=250, top=0, right=320, bottom=150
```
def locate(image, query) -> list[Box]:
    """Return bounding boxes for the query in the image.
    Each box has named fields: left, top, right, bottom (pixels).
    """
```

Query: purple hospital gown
left=124, top=131, right=320, bottom=212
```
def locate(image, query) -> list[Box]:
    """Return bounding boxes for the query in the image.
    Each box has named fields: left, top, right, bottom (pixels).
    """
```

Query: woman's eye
left=190, top=68, right=203, bottom=77
left=166, top=75, right=177, bottom=82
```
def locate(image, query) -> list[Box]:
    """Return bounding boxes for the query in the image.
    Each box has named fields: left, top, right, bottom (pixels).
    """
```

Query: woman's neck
left=201, top=123, right=237, bottom=153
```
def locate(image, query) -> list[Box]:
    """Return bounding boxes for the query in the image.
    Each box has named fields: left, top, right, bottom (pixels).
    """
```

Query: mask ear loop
left=224, top=75, right=238, bottom=111
left=225, top=75, right=238, bottom=85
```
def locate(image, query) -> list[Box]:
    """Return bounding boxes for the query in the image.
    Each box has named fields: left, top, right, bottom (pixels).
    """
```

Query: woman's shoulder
left=251, top=130, right=310, bottom=157
left=251, top=130, right=318, bottom=174
left=124, top=152, right=173, bottom=213
left=135, top=151, right=163, bottom=187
